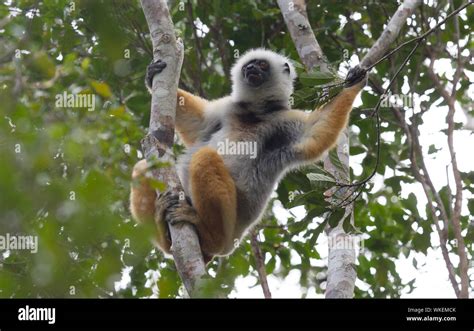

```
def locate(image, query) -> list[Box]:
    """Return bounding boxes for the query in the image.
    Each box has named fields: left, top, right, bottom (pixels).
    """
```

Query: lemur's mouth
left=244, top=69, right=264, bottom=87
left=247, top=72, right=262, bottom=84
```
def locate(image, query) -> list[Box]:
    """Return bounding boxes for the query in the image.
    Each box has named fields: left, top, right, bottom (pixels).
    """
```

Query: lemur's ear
left=283, top=62, right=290, bottom=74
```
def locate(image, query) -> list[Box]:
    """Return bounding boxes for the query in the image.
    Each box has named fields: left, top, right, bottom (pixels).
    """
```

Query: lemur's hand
left=145, top=59, right=167, bottom=91
left=344, top=65, right=367, bottom=88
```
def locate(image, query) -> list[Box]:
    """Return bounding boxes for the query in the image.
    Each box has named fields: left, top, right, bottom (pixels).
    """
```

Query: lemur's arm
left=294, top=66, right=367, bottom=161
left=146, top=60, right=209, bottom=146
left=175, top=89, right=208, bottom=146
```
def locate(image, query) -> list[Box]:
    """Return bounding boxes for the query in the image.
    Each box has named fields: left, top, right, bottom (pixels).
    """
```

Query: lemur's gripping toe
left=156, top=191, right=199, bottom=226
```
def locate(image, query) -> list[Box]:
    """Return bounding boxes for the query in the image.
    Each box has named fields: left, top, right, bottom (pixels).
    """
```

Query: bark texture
left=140, top=0, right=206, bottom=297
left=277, top=0, right=329, bottom=73
left=360, top=0, right=422, bottom=69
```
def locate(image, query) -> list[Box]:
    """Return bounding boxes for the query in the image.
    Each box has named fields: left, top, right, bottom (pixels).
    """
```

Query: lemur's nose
left=246, top=63, right=257, bottom=71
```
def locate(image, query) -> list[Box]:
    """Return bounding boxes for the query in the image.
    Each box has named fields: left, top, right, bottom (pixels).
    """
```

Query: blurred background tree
left=0, top=0, right=472, bottom=298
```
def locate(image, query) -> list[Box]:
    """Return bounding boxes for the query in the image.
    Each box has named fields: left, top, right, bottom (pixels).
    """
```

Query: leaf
left=91, top=80, right=112, bottom=99
left=148, top=178, right=166, bottom=191
left=402, top=193, right=419, bottom=217
left=288, top=218, right=308, bottom=234
left=109, top=106, right=126, bottom=117
left=81, top=57, right=91, bottom=70
left=29, top=52, right=56, bottom=79
left=301, top=205, right=327, bottom=223
left=306, top=172, right=335, bottom=182
left=327, top=208, right=346, bottom=228
left=412, top=257, right=418, bottom=269
left=308, top=219, right=328, bottom=247
left=328, top=149, right=349, bottom=175
left=299, top=71, right=335, bottom=86
left=342, top=213, right=355, bottom=233
left=412, top=233, right=431, bottom=254
left=350, top=145, right=366, bottom=155
left=427, top=144, right=440, bottom=154
left=438, top=186, right=452, bottom=218
left=157, top=268, right=180, bottom=298
left=384, top=176, right=410, bottom=196
left=468, top=199, right=474, bottom=215
left=300, top=71, right=335, bottom=80
left=291, top=61, right=305, bottom=70
left=265, top=257, right=276, bottom=274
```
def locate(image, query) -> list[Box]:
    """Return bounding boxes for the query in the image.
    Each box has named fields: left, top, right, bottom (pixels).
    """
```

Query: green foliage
left=0, top=0, right=471, bottom=298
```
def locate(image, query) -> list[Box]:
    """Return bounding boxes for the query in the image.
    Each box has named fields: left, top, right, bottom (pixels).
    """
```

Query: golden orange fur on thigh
left=130, top=159, right=171, bottom=254
left=130, top=159, right=156, bottom=223
left=189, top=147, right=237, bottom=255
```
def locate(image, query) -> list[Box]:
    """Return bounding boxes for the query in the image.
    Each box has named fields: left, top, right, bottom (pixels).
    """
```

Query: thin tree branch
left=409, top=123, right=462, bottom=296
left=208, top=17, right=232, bottom=76
left=250, top=230, right=272, bottom=299
left=449, top=0, right=462, bottom=97
left=363, top=1, right=471, bottom=70
left=139, top=0, right=206, bottom=297
left=461, top=105, right=474, bottom=131
left=185, top=1, right=206, bottom=96
left=360, top=0, right=421, bottom=69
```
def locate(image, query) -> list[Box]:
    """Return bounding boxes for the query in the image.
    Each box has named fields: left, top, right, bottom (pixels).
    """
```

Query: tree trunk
left=140, top=0, right=206, bottom=297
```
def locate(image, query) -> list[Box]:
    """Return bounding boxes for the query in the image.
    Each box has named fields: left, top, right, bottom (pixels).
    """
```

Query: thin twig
left=250, top=230, right=272, bottom=299
left=364, top=2, right=472, bottom=70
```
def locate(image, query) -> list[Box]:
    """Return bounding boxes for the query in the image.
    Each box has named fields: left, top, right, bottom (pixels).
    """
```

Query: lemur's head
left=231, top=48, right=296, bottom=104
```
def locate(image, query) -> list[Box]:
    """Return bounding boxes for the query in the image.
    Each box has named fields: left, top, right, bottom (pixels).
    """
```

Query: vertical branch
left=139, top=0, right=206, bottom=297
left=250, top=230, right=272, bottom=298
left=277, top=0, right=355, bottom=298
left=185, top=1, right=206, bottom=96
left=278, top=0, right=422, bottom=298
left=277, top=0, right=330, bottom=73
left=324, top=130, right=357, bottom=299
left=209, top=21, right=232, bottom=76
left=446, top=100, right=469, bottom=298
left=445, top=1, right=469, bottom=298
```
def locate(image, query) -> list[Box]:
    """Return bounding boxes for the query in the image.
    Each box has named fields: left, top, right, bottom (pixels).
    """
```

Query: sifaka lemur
left=130, top=48, right=367, bottom=262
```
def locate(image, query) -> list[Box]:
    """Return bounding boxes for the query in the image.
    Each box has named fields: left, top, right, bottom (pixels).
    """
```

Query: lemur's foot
left=156, top=190, right=199, bottom=226
left=156, top=191, right=212, bottom=263
left=344, top=65, right=367, bottom=88
left=145, top=59, right=167, bottom=90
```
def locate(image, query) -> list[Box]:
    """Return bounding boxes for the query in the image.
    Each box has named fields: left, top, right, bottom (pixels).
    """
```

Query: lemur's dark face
left=242, top=59, right=270, bottom=87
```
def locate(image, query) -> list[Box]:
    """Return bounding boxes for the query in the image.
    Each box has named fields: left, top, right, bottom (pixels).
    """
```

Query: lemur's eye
left=259, top=61, right=269, bottom=70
